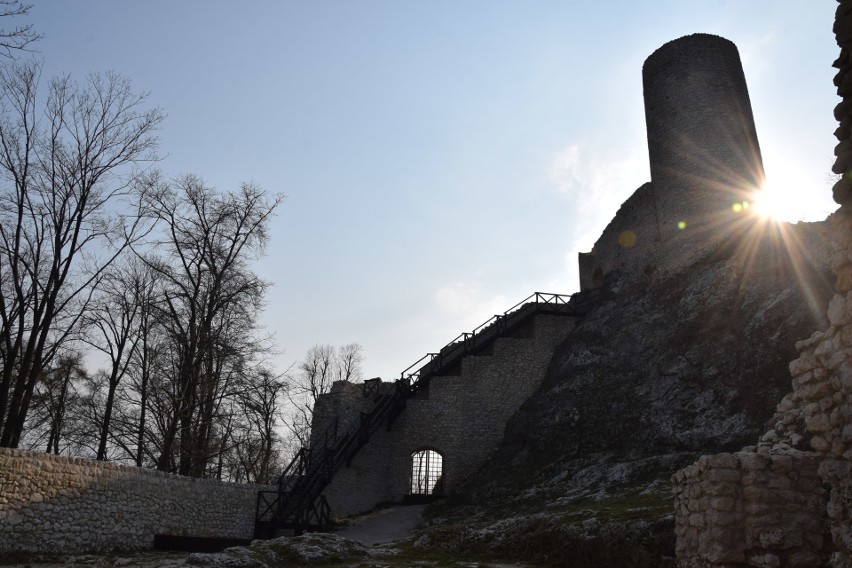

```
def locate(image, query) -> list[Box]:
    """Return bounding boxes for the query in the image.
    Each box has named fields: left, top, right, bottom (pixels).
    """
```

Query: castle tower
left=643, top=33, right=765, bottom=242
left=579, top=34, right=766, bottom=290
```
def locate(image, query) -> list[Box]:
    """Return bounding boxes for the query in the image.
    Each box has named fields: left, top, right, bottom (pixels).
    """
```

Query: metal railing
left=399, top=290, right=596, bottom=384
left=256, top=288, right=600, bottom=538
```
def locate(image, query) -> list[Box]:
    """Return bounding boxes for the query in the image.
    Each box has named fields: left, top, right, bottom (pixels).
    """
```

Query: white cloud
left=737, top=31, right=777, bottom=75
left=547, top=140, right=649, bottom=251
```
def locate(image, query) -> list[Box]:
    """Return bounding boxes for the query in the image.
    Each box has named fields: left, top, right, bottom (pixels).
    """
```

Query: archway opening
left=409, top=449, right=443, bottom=496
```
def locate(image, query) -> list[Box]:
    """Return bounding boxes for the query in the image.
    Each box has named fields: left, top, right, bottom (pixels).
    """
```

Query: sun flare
left=751, top=183, right=802, bottom=223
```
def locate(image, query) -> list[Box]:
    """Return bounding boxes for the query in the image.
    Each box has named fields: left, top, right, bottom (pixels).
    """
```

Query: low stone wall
left=673, top=451, right=827, bottom=567
left=0, top=448, right=269, bottom=554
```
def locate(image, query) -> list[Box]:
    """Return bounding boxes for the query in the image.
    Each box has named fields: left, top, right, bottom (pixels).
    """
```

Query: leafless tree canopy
left=0, top=8, right=362, bottom=483
left=0, top=2, right=41, bottom=59
left=0, top=60, right=162, bottom=448
left=284, top=343, right=364, bottom=452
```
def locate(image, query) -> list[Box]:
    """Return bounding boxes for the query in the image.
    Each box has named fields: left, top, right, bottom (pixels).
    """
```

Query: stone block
left=704, top=539, right=745, bottom=564
left=811, top=435, right=831, bottom=452
left=748, top=553, right=781, bottom=568
left=797, top=331, right=825, bottom=353
left=790, top=353, right=816, bottom=377
left=807, top=413, right=832, bottom=433
left=787, top=550, right=822, bottom=567
left=702, top=468, right=742, bottom=483
left=706, top=453, right=739, bottom=469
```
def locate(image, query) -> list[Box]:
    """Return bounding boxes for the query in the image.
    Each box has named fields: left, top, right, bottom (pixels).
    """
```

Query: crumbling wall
left=581, top=34, right=766, bottom=290
left=582, top=182, right=660, bottom=290
left=0, top=448, right=269, bottom=554
left=673, top=451, right=827, bottom=567
left=318, top=313, right=578, bottom=517
left=674, top=213, right=849, bottom=567
left=310, top=379, right=392, bottom=451
left=673, top=3, right=852, bottom=560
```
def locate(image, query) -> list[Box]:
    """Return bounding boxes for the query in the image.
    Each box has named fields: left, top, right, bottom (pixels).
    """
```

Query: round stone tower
left=643, top=33, right=765, bottom=243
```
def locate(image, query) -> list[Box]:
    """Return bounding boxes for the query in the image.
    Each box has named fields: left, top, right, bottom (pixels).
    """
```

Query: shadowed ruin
left=255, top=34, right=837, bottom=561
left=0, top=18, right=848, bottom=566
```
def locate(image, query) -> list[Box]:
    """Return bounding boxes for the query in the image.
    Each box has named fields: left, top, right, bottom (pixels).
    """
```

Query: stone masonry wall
left=310, top=379, right=393, bottom=451
left=0, top=448, right=270, bottom=554
left=673, top=211, right=850, bottom=568
left=318, top=313, right=578, bottom=518
left=674, top=2, right=852, bottom=565
left=673, top=451, right=827, bottom=566
left=581, top=34, right=766, bottom=292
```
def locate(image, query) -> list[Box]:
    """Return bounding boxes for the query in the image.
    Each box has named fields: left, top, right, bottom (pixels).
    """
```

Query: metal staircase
left=254, top=289, right=599, bottom=538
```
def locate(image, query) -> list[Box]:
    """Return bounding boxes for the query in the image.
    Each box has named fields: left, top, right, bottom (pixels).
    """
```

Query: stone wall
left=581, top=182, right=660, bottom=290
left=673, top=212, right=850, bottom=567
left=0, top=448, right=269, bottom=554
left=673, top=451, right=827, bottom=566
left=315, top=313, right=578, bottom=518
left=310, top=379, right=392, bottom=451
left=673, top=1, right=852, bottom=565
left=580, top=34, right=766, bottom=291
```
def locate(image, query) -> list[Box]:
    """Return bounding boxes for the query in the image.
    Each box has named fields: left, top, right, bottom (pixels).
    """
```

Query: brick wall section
left=317, top=313, right=578, bottom=518
left=0, top=448, right=270, bottom=554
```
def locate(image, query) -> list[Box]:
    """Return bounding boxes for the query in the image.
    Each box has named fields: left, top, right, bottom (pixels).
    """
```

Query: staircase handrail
left=399, top=291, right=583, bottom=382
left=260, top=288, right=600, bottom=535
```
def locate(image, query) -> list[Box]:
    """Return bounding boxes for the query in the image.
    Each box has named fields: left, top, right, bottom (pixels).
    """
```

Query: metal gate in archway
left=409, top=449, right=443, bottom=496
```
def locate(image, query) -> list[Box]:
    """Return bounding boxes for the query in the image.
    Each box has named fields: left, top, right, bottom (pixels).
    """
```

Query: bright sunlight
left=751, top=184, right=799, bottom=221
left=750, top=167, right=838, bottom=223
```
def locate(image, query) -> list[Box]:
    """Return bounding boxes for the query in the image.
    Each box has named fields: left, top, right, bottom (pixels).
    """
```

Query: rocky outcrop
left=671, top=1, right=852, bottom=564
left=419, top=219, right=834, bottom=565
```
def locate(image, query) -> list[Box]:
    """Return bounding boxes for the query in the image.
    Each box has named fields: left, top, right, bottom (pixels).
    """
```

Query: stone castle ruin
left=580, top=33, right=769, bottom=291
left=672, top=3, right=852, bottom=566
left=302, top=32, right=831, bottom=525
left=0, top=14, right=849, bottom=564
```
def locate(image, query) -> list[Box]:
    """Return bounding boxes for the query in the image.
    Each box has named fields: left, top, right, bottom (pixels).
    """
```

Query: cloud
left=737, top=31, right=777, bottom=74
left=548, top=140, right=648, bottom=251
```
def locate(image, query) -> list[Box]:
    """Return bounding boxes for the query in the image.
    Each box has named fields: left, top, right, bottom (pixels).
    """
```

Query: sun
left=750, top=182, right=804, bottom=223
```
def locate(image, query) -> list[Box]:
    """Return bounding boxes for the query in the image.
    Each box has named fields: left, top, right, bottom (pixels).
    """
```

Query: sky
left=27, top=1, right=841, bottom=382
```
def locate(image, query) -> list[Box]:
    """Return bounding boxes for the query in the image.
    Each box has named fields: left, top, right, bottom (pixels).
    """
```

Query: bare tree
left=23, top=351, right=87, bottom=455
left=218, top=367, right=286, bottom=483
left=284, top=343, right=364, bottom=451
left=81, top=259, right=158, bottom=460
left=0, top=61, right=162, bottom=448
left=0, top=2, right=40, bottom=59
left=336, top=343, right=364, bottom=383
left=142, top=175, right=282, bottom=477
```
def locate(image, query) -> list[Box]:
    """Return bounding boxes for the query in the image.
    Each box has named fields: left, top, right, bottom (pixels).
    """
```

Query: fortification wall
left=580, top=34, right=766, bottom=290
left=310, top=379, right=391, bottom=451
left=674, top=3, right=852, bottom=564
left=581, top=182, right=660, bottom=289
left=0, top=448, right=268, bottom=554
left=319, top=313, right=578, bottom=517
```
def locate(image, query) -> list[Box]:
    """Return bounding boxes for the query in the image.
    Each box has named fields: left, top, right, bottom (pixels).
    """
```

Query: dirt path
left=335, top=504, right=428, bottom=545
